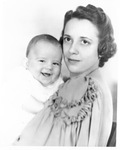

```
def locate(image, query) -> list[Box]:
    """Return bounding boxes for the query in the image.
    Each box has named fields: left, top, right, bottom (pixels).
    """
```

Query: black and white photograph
left=0, top=0, right=119, bottom=149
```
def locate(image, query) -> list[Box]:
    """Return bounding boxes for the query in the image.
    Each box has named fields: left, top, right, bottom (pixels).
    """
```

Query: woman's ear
left=98, top=55, right=102, bottom=59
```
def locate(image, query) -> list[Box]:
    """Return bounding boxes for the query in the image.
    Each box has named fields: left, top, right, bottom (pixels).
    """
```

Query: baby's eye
left=53, top=62, right=60, bottom=66
left=39, top=60, right=45, bottom=63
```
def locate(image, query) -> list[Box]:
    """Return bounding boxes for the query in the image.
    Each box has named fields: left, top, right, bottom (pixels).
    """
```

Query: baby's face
left=27, top=41, right=62, bottom=86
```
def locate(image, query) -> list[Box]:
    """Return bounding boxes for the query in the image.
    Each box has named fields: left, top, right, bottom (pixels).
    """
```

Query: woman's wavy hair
left=60, top=4, right=117, bottom=67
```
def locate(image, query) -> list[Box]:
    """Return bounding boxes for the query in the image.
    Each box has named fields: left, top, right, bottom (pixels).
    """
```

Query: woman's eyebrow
left=63, top=34, right=70, bottom=37
left=80, top=36, right=92, bottom=41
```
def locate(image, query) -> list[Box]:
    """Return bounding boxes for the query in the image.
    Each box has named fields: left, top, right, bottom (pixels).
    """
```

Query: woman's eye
left=81, top=40, right=90, bottom=45
left=63, top=37, right=72, bottom=43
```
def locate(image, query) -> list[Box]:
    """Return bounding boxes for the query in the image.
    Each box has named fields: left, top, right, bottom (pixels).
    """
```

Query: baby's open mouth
left=41, top=72, right=51, bottom=77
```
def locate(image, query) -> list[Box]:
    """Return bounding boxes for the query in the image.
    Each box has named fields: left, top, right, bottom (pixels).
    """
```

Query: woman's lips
left=67, top=58, right=80, bottom=64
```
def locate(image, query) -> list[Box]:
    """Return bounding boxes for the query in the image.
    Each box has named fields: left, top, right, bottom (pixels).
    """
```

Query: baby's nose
left=46, top=63, right=53, bottom=70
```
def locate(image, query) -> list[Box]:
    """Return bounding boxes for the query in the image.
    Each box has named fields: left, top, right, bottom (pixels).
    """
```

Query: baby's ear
left=21, top=57, right=29, bottom=69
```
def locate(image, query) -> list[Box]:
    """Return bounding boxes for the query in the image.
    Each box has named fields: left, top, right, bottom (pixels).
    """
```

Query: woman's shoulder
left=87, top=70, right=112, bottom=106
left=88, top=70, right=111, bottom=95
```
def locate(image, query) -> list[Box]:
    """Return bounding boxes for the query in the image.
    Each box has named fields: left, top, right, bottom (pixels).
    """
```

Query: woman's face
left=63, top=18, right=99, bottom=77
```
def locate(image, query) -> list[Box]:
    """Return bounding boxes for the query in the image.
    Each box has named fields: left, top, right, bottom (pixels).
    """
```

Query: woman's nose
left=69, top=42, right=79, bottom=54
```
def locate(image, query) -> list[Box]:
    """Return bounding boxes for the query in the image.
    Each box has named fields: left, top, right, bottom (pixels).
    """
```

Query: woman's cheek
left=63, top=47, right=68, bottom=56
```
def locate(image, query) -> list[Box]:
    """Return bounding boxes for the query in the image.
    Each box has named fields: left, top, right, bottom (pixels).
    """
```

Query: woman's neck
left=70, top=63, right=99, bottom=79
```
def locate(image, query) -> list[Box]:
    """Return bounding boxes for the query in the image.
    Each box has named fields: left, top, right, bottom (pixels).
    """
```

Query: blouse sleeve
left=88, top=77, right=113, bottom=146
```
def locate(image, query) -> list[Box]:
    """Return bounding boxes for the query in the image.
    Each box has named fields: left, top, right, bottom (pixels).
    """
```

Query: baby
left=24, top=34, right=63, bottom=114
left=0, top=34, right=63, bottom=145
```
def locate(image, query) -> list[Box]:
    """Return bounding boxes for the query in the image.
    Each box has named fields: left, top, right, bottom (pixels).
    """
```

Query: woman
left=14, top=4, right=117, bottom=146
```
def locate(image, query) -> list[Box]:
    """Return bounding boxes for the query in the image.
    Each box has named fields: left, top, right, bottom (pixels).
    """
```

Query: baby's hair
left=26, top=34, right=62, bottom=57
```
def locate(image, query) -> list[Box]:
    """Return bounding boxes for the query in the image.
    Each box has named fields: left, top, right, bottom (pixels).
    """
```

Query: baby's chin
left=36, top=74, right=59, bottom=86
left=39, top=80, right=53, bottom=87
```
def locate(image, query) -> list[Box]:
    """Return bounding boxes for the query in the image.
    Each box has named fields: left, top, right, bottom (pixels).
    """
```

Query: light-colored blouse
left=13, top=68, right=113, bottom=146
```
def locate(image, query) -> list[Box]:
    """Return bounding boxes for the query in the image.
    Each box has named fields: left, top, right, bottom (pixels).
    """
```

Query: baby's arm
left=22, top=95, right=44, bottom=114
